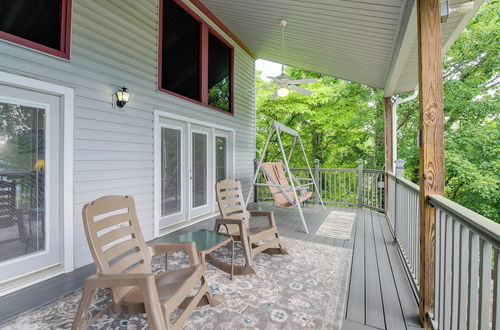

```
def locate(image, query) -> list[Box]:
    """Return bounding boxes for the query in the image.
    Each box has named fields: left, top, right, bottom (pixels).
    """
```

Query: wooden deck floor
left=0, top=203, right=422, bottom=329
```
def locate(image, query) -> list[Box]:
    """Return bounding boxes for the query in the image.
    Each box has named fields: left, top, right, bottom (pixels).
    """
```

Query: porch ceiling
left=198, top=0, right=484, bottom=95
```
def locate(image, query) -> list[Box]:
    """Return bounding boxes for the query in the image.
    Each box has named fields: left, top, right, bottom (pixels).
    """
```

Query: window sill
left=157, top=87, right=234, bottom=116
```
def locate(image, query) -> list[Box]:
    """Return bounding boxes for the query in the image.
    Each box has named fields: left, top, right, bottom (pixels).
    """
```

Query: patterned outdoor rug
left=315, top=211, right=356, bottom=240
left=2, top=237, right=352, bottom=330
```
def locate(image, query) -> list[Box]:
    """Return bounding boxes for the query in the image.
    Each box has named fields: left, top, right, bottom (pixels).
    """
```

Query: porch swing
left=246, top=121, right=325, bottom=233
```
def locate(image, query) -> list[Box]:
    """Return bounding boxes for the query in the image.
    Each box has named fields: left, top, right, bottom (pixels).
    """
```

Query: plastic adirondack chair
left=212, top=179, right=287, bottom=275
left=261, top=162, right=313, bottom=207
left=73, top=195, right=215, bottom=330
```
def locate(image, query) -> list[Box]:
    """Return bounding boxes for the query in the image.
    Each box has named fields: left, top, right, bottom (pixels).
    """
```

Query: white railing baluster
left=439, top=209, right=446, bottom=329
left=478, top=239, right=492, bottom=330
left=443, top=214, right=452, bottom=330
left=451, top=220, right=460, bottom=329
left=435, top=208, right=441, bottom=324
left=493, top=248, right=499, bottom=330
left=468, top=233, right=480, bottom=330
left=458, top=224, right=470, bottom=329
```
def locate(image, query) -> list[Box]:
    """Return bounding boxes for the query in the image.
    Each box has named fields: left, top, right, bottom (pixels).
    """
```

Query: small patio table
left=152, top=229, right=234, bottom=280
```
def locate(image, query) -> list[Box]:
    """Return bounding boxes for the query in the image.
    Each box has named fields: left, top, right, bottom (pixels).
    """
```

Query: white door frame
left=153, top=110, right=235, bottom=237
left=0, top=71, right=74, bottom=295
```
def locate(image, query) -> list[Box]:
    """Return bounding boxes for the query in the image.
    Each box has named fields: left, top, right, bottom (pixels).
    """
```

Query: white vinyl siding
left=0, top=0, right=255, bottom=268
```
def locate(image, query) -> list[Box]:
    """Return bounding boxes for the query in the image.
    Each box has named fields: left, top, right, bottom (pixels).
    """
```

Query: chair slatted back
left=260, top=162, right=292, bottom=207
left=82, top=195, right=152, bottom=302
left=215, top=180, right=250, bottom=230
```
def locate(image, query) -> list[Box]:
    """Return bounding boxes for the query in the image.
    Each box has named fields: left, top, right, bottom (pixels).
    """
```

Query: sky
left=255, top=59, right=282, bottom=81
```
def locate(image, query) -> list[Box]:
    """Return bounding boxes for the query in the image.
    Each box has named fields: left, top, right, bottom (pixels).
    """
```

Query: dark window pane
left=162, top=0, right=200, bottom=101
left=0, top=0, right=62, bottom=50
left=208, top=33, right=231, bottom=112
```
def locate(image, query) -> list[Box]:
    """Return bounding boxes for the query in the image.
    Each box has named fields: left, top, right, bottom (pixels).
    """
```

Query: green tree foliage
left=397, top=0, right=499, bottom=222
left=256, top=68, right=385, bottom=169
left=256, top=0, right=499, bottom=222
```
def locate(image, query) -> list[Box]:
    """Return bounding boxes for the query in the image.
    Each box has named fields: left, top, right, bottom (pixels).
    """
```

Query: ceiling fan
left=268, top=19, right=317, bottom=100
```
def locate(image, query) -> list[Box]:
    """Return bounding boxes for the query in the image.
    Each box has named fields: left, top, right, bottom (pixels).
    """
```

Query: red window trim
left=0, top=0, right=72, bottom=60
left=158, top=0, right=234, bottom=116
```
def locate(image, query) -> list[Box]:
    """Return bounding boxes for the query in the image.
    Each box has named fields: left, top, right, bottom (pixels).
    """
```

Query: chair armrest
left=249, top=211, right=277, bottom=227
left=85, top=273, right=154, bottom=289
left=215, top=218, right=246, bottom=225
left=148, top=241, right=200, bottom=266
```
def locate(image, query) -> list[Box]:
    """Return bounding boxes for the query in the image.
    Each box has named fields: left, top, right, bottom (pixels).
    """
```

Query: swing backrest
left=261, top=162, right=294, bottom=207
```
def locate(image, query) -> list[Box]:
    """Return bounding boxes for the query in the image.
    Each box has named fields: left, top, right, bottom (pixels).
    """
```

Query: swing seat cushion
left=261, top=162, right=314, bottom=207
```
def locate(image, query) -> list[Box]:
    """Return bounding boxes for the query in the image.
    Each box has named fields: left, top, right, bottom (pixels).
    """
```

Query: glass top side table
left=151, top=229, right=234, bottom=279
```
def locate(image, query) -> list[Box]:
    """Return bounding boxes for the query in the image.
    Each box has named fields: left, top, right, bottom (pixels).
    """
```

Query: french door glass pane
left=161, top=128, right=182, bottom=216
left=0, top=101, right=45, bottom=262
left=215, top=136, right=227, bottom=182
left=192, top=133, right=207, bottom=207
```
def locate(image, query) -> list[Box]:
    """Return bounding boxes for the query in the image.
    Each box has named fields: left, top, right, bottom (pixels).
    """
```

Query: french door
left=0, top=85, right=62, bottom=285
left=156, top=114, right=233, bottom=232
left=190, top=125, right=212, bottom=217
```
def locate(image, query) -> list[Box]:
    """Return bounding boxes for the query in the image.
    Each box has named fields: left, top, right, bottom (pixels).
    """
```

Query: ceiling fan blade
left=288, top=78, right=318, bottom=85
left=289, top=85, right=312, bottom=96
left=269, top=89, right=279, bottom=100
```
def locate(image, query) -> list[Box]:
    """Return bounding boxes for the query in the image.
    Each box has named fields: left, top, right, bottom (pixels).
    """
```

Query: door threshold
left=0, top=263, right=63, bottom=297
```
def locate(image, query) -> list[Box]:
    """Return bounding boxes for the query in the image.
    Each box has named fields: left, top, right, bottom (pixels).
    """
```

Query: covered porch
left=1, top=203, right=422, bottom=329
left=0, top=0, right=498, bottom=329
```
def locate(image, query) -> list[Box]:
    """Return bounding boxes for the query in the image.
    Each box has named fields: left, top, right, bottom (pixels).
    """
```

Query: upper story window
left=0, top=0, right=71, bottom=59
left=159, top=0, right=234, bottom=114
left=161, top=0, right=200, bottom=101
left=208, top=32, right=232, bottom=112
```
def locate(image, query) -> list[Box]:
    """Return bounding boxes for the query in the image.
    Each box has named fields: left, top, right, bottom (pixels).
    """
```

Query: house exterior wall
left=0, top=0, right=256, bottom=268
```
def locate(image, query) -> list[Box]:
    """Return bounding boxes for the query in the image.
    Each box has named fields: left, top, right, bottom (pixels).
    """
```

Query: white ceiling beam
left=384, top=1, right=417, bottom=97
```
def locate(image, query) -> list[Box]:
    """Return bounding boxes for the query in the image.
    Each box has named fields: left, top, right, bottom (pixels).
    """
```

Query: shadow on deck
left=0, top=202, right=422, bottom=329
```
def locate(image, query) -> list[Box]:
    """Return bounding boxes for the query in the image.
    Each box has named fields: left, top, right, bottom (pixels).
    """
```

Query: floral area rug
left=1, top=237, right=352, bottom=329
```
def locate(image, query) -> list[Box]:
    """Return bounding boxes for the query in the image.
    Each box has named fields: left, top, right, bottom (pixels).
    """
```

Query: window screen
left=0, top=101, right=46, bottom=262
left=0, top=0, right=62, bottom=51
left=208, top=32, right=231, bottom=112
left=215, top=136, right=227, bottom=182
left=161, top=0, right=200, bottom=101
left=161, top=127, right=182, bottom=217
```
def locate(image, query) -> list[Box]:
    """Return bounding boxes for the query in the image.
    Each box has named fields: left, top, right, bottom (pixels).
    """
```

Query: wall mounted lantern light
left=113, top=86, right=130, bottom=108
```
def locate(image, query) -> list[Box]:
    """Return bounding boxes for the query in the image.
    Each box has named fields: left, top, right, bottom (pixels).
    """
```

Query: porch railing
left=254, top=159, right=385, bottom=211
left=386, top=160, right=500, bottom=329
left=430, top=195, right=499, bottom=329
left=387, top=170, right=420, bottom=290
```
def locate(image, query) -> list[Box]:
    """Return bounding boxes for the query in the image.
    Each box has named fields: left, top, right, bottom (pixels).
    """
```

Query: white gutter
left=392, top=89, right=418, bottom=162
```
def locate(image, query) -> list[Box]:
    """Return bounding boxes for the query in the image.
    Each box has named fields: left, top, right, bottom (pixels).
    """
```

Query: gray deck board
left=0, top=203, right=422, bottom=329
left=371, top=209, right=408, bottom=330
left=364, top=210, right=385, bottom=329
left=346, top=205, right=366, bottom=323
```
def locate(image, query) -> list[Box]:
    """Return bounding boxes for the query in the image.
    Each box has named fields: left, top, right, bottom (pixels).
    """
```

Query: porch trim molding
left=153, top=109, right=236, bottom=238
left=0, top=70, right=75, bottom=284
left=384, top=0, right=417, bottom=97
left=183, top=0, right=257, bottom=59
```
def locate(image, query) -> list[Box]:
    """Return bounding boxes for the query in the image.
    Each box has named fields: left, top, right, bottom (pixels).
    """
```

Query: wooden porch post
left=417, top=0, right=445, bottom=327
left=384, top=97, right=393, bottom=213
